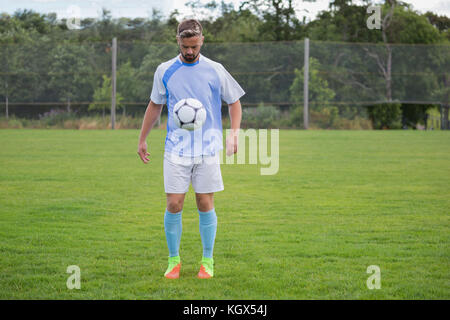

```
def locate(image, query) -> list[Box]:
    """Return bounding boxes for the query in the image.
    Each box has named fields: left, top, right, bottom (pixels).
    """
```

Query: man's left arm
left=226, top=100, right=242, bottom=156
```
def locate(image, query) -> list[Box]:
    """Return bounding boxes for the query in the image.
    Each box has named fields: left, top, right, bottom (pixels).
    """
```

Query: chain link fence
left=0, top=39, right=448, bottom=129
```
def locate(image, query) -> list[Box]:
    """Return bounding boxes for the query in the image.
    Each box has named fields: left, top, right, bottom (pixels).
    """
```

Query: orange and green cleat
left=197, top=257, right=214, bottom=279
left=164, top=256, right=181, bottom=279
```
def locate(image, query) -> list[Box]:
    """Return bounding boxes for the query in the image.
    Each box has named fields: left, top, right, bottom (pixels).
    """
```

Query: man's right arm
left=137, top=100, right=163, bottom=164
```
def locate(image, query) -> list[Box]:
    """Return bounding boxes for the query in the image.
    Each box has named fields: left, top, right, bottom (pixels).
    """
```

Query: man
left=137, top=19, right=244, bottom=279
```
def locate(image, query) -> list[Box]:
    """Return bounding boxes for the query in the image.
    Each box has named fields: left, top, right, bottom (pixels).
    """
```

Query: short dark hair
left=177, top=19, right=203, bottom=38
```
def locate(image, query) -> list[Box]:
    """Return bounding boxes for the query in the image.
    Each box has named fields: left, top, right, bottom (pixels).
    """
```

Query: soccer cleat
left=197, top=257, right=214, bottom=279
left=164, top=256, right=181, bottom=279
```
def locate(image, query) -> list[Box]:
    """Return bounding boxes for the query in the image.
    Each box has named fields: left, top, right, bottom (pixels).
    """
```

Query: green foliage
left=426, top=106, right=447, bottom=130
left=0, top=114, right=148, bottom=129
left=366, top=103, right=402, bottom=129
left=0, top=2, right=447, bottom=44
left=38, top=108, right=78, bottom=127
left=401, top=104, right=433, bottom=129
left=0, top=2, right=448, bottom=129
left=203, top=8, right=262, bottom=42
left=117, top=60, right=139, bottom=103
left=311, top=106, right=340, bottom=129
left=425, top=11, right=450, bottom=33
left=0, top=115, right=25, bottom=128
left=424, top=11, right=450, bottom=41
left=134, top=43, right=178, bottom=99
left=48, top=43, right=99, bottom=103
left=241, top=103, right=281, bottom=128
left=307, top=1, right=444, bottom=44
left=89, top=75, right=124, bottom=114
left=307, top=0, right=381, bottom=43
left=290, top=58, right=336, bottom=111
left=431, top=78, right=450, bottom=104
left=289, top=57, right=339, bottom=128
left=239, top=0, right=305, bottom=41
left=386, top=5, right=444, bottom=44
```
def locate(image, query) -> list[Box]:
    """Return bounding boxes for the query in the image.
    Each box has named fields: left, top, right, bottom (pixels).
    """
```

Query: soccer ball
left=173, top=98, right=207, bottom=131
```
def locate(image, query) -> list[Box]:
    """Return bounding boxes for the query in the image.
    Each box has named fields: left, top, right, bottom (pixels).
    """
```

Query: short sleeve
left=150, top=65, right=167, bottom=104
left=216, top=64, right=245, bottom=105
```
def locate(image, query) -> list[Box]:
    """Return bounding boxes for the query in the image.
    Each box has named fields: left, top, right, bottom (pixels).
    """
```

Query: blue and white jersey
left=150, top=54, right=245, bottom=157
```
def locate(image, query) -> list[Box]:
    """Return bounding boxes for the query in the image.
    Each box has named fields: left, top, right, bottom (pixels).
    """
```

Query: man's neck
left=180, top=53, right=201, bottom=64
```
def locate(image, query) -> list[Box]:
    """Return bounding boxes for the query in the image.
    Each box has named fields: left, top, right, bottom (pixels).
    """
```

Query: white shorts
left=163, top=152, right=224, bottom=194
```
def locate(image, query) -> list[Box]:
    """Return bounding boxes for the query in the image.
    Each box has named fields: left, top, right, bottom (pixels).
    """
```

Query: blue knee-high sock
left=164, top=209, right=182, bottom=257
left=198, top=208, right=217, bottom=258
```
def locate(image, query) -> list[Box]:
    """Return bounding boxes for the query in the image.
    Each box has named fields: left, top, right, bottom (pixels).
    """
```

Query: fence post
left=303, top=37, right=309, bottom=130
left=5, top=81, right=8, bottom=119
left=444, top=105, right=449, bottom=130
left=111, top=37, right=117, bottom=130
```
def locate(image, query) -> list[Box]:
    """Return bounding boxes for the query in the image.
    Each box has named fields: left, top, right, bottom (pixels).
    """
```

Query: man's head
left=176, top=19, right=204, bottom=63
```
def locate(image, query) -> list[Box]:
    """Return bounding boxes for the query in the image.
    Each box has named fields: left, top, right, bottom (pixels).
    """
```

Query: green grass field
left=0, top=129, right=449, bottom=299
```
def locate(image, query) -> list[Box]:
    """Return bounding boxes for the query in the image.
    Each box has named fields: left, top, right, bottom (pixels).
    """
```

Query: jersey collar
left=178, top=54, right=201, bottom=66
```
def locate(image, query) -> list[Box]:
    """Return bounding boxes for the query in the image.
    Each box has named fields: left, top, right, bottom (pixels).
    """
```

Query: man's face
left=177, top=35, right=204, bottom=63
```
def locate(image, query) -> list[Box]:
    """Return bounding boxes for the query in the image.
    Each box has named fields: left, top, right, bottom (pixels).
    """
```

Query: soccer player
left=137, top=19, right=245, bottom=279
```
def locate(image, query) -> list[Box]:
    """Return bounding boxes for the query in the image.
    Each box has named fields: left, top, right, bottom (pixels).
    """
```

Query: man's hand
left=137, top=100, right=163, bottom=164
left=137, top=141, right=150, bottom=164
left=227, top=100, right=242, bottom=156
left=226, top=130, right=239, bottom=156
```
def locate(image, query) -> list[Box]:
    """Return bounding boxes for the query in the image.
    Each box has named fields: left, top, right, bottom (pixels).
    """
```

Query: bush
left=290, top=105, right=339, bottom=129
left=0, top=114, right=151, bottom=130
left=366, top=103, right=402, bottom=129
left=289, top=105, right=304, bottom=128
left=332, top=116, right=373, bottom=130
left=242, top=104, right=281, bottom=128
left=39, top=109, right=78, bottom=127
left=310, top=106, right=339, bottom=129
left=0, top=116, right=24, bottom=129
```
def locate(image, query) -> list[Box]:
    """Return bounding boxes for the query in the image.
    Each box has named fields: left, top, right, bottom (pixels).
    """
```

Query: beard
left=181, top=51, right=199, bottom=62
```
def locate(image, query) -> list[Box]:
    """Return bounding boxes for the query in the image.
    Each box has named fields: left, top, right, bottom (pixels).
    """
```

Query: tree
left=202, top=7, right=262, bottom=42
left=307, top=0, right=380, bottom=43
left=363, top=1, right=444, bottom=127
left=135, top=43, right=178, bottom=101
left=289, top=57, right=338, bottom=128
left=0, top=1, right=447, bottom=126
left=367, top=102, right=402, bottom=129
left=48, top=43, right=99, bottom=110
left=117, top=60, right=139, bottom=116
left=424, top=12, right=450, bottom=39
left=89, top=75, right=124, bottom=118
left=239, top=0, right=305, bottom=40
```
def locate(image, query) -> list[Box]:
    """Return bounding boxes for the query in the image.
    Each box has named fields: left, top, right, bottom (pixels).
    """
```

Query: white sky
left=0, top=0, right=448, bottom=21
